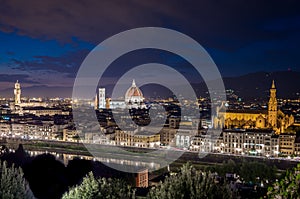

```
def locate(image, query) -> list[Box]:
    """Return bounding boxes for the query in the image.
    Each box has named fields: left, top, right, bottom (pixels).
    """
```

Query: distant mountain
left=1, top=71, right=300, bottom=100
left=222, top=71, right=300, bottom=100
left=143, top=71, right=300, bottom=100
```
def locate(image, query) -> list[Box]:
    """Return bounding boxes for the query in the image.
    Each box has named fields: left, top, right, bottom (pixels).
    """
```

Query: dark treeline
left=0, top=144, right=295, bottom=199
left=0, top=144, right=135, bottom=199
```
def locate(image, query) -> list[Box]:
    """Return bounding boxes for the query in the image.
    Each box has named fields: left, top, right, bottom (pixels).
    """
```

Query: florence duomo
left=214, top=80, right=294, bottom=134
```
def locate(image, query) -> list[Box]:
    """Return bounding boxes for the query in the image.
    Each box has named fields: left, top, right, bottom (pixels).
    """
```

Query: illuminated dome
left=125, top=80, right=144, bottom=105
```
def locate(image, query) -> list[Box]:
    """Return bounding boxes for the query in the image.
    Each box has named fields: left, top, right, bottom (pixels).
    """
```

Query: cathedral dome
left=125, top=80, right=143, bottom=104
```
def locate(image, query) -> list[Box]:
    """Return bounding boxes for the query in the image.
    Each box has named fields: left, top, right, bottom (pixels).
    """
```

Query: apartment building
left=279, top=134, right=296, bottom=155
left=115, top=128, right=160, bottom=148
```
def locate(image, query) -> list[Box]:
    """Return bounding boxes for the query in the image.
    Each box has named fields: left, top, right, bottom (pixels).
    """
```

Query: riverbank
left=1, top=137, right=298, bottom=170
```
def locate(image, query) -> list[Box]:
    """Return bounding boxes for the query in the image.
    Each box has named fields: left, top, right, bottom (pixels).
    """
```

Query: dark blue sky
left=0, top=0, right=299, bottom=97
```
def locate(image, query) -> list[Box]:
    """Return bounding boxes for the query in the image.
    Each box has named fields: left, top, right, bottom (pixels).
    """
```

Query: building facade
left=279, top=134, right=295, bottom=155
left=190, top=129, right=280, bottom=157
left=213, top=81, right=294, bottom=134
left=222, top=129, right=279, bottom=156
left=115, top=129, right=160, bottom=148
left=98, top=88, right=106, bottom=109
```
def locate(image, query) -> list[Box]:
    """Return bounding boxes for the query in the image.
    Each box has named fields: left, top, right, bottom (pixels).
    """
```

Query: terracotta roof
left=224, top=109, right=268, bottom=114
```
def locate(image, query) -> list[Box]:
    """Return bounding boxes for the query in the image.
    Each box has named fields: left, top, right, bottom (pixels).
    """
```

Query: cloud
left=1, top=0, right=299, bottom=82
left=0, top=0, right=163, bottom=43
left=10, top=48, right=199, bottom=81
left=0, top=0, right=299, bottom=51
left=10, top=49, right=89, bottom=78
left=0, top=74, right=40, bottom=83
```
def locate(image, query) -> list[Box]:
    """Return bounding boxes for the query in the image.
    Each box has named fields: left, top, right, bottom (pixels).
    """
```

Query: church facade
left=213, top=81, right=294, bottom=134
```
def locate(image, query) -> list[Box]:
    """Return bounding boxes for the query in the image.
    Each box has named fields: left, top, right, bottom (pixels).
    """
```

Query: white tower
left=94, top=93, right=99, bottom=110
left=98, top=88, right=106, bottom=109
left=14, top=80, right=21, bottom=104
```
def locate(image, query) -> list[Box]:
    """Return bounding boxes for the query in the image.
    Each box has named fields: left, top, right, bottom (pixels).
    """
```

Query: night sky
left=0, top=0, right=299, bottom=97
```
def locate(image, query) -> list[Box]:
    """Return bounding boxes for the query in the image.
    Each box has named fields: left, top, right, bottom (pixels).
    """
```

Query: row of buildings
left=73, top=80, right=298, bottom=157
left=0, top=119, right=72, bottom=140
left=190, top=129, right=298, bottom=157
left=0, top=81, right=74, bottom=140
left=62, top=120, right=298, bottom=157
left=3, top=80, right=300, bottom=158
left=213, top=81, right=294, bottom=134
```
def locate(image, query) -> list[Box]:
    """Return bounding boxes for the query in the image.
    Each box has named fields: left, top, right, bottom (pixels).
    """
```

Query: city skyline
left=1, top=2, right=300, bottom=198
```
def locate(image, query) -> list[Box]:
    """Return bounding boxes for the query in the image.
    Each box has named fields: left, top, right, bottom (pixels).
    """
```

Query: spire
left=271, top=80, right=276, bottom=89
left=132, top=79, right=136, bottom=87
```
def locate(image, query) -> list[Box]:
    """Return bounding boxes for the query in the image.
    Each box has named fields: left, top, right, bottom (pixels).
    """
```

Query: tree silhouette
left=62, top=172, right=135, bottom=199
left=66, top=158, right=93, bottom=186
left=0, top=161, right=34, bottom=199
left=1, top=144, right=30, bottom=167
left=147, top=163, right=232, bottom=199
left=23, top=154, right=68, bottom=199
left=267, top=164, right=300, bottom=199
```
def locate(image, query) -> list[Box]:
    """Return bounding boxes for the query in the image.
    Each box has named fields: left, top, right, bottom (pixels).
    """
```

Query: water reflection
left=26, top=149, right=160, bottom=170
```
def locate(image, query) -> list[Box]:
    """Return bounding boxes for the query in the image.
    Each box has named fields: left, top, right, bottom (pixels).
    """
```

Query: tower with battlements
left=14, top=80, right=21, bottom=104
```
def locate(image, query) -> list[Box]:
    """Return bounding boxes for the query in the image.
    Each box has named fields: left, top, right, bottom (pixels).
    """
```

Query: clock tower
left=268, top=80, right=277, bottom=128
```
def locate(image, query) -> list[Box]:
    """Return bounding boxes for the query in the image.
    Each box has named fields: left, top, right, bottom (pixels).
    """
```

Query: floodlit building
left=135, top=168, right=149, bottom=188
left=0, top=122, right=11, bottom=136
left=63, top=127, right=81, bottom=142
left=222, top=129, right=279, bottom=156
left=124, top=79, right=145, bottom=109
left=11, top=122, right=26, bottom=137
left=160, top=127, right=177, bottom=146
left=13, top=81, right=47, bottom=108
left=22, top=107, right=63, bottom=116
left=190, top=132, right=223, bottom=153
left=115, top=128, right=160, bottom=148
left=279, top=134, right=296, bottom=155
left=191, top=129, right=280, bottom=157
left=98, top=88, right=106, bottom=109
left=213, top=81, right=294, bottom=134
left=14, top=80, right=21, bottom=104
left=175, top=128, right=196, bottom=149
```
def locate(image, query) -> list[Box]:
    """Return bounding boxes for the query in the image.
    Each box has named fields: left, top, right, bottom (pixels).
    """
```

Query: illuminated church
left=95, top=79, right=145, bottom=109
left=213, top=80, right=294, bottom=134
left=124, top=79, right=144, bottom=108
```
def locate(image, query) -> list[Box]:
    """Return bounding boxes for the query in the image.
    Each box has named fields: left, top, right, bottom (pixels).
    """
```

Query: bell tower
left=268, top=80, right=277, bottom=128
left=14, top=80, right=21, bottom=104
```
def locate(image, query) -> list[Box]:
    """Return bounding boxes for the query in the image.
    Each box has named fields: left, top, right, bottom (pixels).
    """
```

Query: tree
left=62, top=172, right=135, bottom=199
left=0, top=161, right=34, bottom=199
left=214, top=159, right=238, bottom=176
left=23, top=153, right=68, bottom=199
left=239, top=161, right=276, bottom=183
left=267, top=164, right=300, bottom=199
left=209, top=159, right=277, bottom=184
left=147, top=163, right=232, bottom=199
left=66, top=158, right=93, bottom=187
